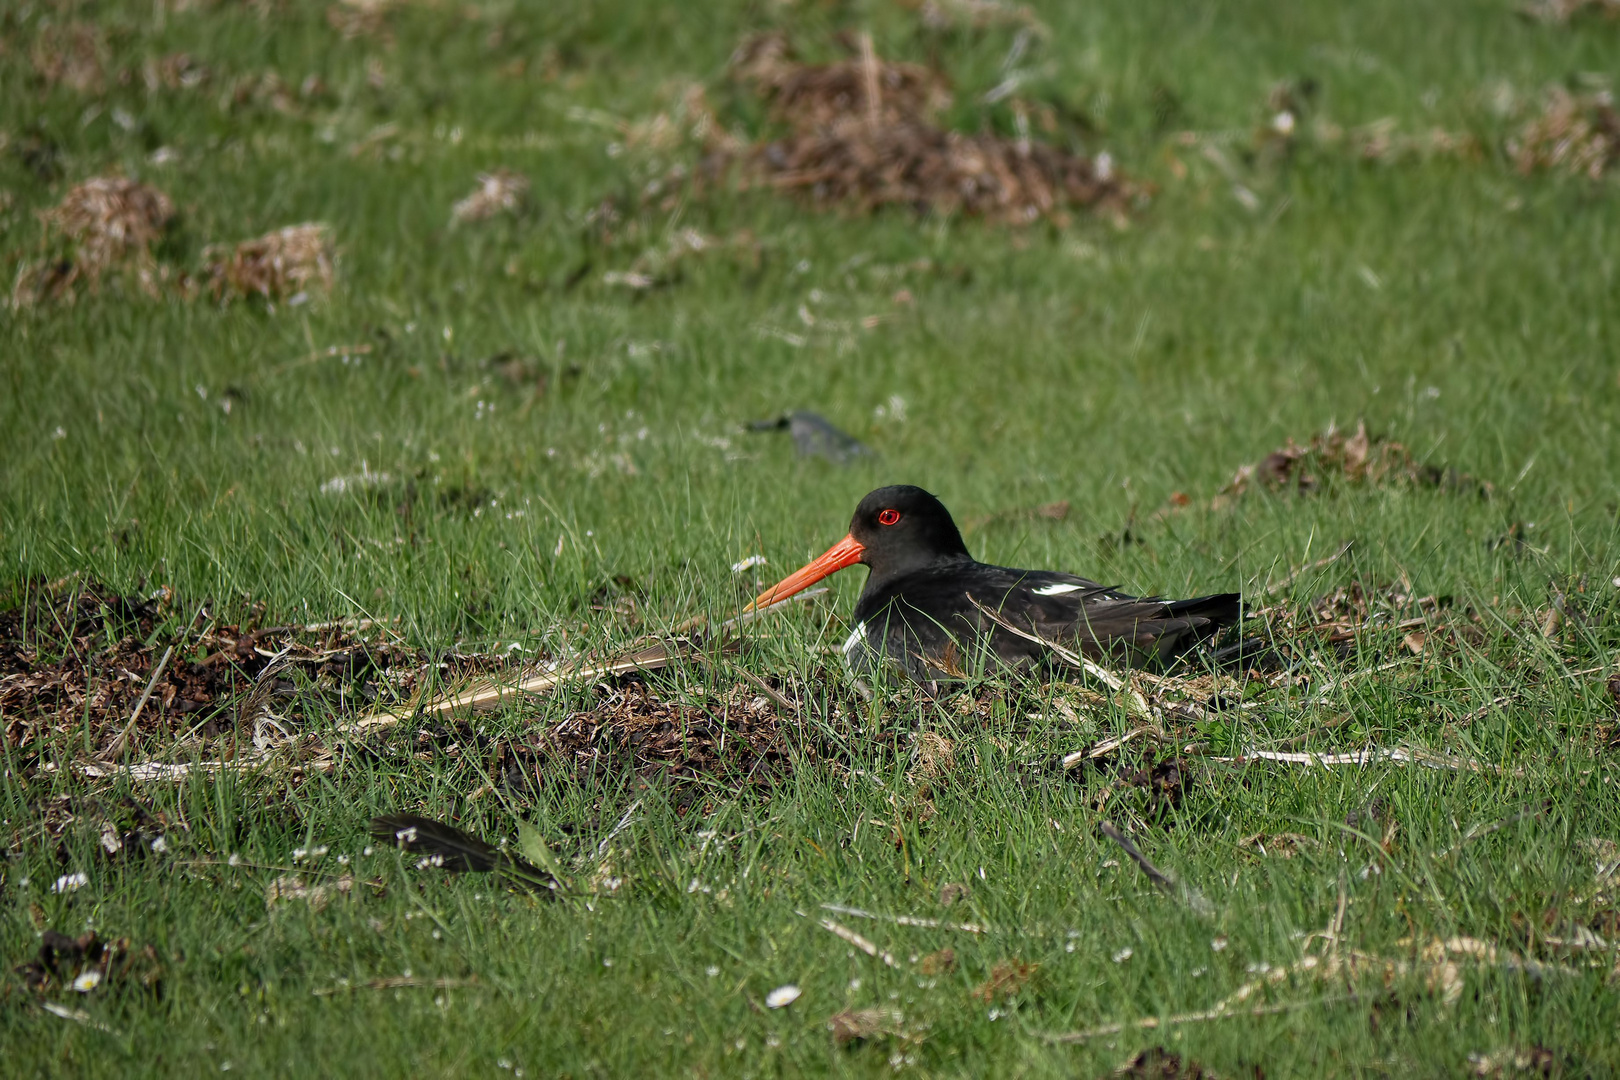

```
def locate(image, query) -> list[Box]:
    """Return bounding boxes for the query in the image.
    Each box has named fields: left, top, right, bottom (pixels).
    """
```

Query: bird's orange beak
left=747, top=533, right=865, bottom=612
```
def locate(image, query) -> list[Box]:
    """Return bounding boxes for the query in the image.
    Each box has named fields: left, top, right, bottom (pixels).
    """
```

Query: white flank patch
left=841, top=622, right=867, bottom=657
left=1033, top=582, right=1083, bottom=596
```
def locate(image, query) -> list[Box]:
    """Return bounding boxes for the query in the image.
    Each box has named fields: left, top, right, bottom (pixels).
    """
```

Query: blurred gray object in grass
left=749, top=411, right=873, bottom=464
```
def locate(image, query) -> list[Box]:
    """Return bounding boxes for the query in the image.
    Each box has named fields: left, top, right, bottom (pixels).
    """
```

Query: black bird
left=748, top=485, right=1241, bottom=682
left=369, top=814, right=559, bottom=895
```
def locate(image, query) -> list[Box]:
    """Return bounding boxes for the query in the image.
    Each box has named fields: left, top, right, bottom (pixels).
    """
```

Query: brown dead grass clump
left=1205, top=421, right=1492, bottom=511
left=970, top=958, right=1038, bottom=1001
left=29, top=22, right=108, bottom=94
left=205, top=223, right=335, bottom=301
left=544, top=681, right=796, bottom=797
left=327, top=0, right=396, bottom=41
left=451, top=170, right=530, bottom=224
left=1509, top=88, right=1620, bottom=179
left=43, top=178, right=175, bottom=268
left=733, top=33, right=1134, bottom=224
left=827, top=1006, right=907, bottom=1046
left=0, top=579, right=423, bottom=768
left=14, top=178, right=176, bottom=305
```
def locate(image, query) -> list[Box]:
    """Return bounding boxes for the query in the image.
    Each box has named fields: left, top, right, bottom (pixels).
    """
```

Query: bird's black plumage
left=754, top=485, right=1242, bottom=683
left=369, top=814, right=559, bottom=894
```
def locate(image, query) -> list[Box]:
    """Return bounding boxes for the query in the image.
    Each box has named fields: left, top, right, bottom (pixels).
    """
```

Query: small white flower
left=228, top=853, right=241, bottom=867
left=731, top=555, right=768, bottom=573
left=51, top=872, right=89, bottom=894
left=1112, top=947, right=1133, bottom=963
left=765, top=984, right=801, bottom=1009
left=706, top=966, right=719, bottom=978
left=72, top=970, right=103, bottom=992
left=1272, top=111, right=1296, bottom=135
left=1211, top=936, right=1228, bottom=952
left=150, top=835, right=169, bottom=854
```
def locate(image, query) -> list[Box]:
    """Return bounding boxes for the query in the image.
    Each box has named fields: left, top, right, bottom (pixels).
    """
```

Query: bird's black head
left=747, top=485, right=974, bottom=612
left=848, top=485, right=972, bottom=583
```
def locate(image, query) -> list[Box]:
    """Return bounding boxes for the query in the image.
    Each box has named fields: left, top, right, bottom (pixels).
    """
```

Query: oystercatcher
left=749, top=485, right=1241, bottom=682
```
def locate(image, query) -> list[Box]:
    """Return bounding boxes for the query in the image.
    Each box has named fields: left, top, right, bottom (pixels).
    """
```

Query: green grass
left=3, top=0, right=1620, bottom=1075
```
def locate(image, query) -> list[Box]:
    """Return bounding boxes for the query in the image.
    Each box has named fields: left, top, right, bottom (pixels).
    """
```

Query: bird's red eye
left=877, top=509, right=901, bottom=526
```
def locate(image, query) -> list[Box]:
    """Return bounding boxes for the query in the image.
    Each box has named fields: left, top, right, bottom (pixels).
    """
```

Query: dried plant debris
left=265, top=873, right=355, bottom=912
left=1520, top=0, right=1620, bottom=23
left=748, top=411, right=874, bottom=464
left=451, top=170, right=530, bottom=224
left=1170, top=422, right=1492, bottom=514
left=970, top=958, right=1037, bottom=1001
left=732, top=33, right=1135, bottom=223
left=28, top=22, right=108, bottom=94
left=0, top=579, right=426, bottom=773
left=205, top=223, right=336, bottom=301
left=327, top=0, right=396, bottom=41
left=543, top=681, right=798, bottom=797
left=1509, top=88, right=1620, bottom=179
left=828, top=1006, right=907, bottom=1046
left=1111, top=1047, right=1222, bottom=1080
left=1468, top=1046, right=1566, bottom=1077
left=15, top=930, right=163, bottom=998
left=15, top=178, right=176, bottom=304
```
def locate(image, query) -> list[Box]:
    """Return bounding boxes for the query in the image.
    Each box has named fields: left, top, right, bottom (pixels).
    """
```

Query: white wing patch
left=1032, top=582, right=1084, bottom=596
left=841, top=621, right=867, bottom=657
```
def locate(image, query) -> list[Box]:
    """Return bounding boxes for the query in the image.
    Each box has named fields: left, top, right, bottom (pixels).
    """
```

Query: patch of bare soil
left=731, top=32, right=1136, bottom=224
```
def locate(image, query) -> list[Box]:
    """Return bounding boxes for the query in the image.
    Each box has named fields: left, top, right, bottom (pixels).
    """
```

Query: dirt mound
left=1155, top=422, right=1492, bottom=517
left=733, top=33, right=1134, bottom=224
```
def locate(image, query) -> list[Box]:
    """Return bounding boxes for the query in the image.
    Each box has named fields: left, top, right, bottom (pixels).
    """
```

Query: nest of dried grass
left=733, top=33, right=1134, bottom=224
left=1509, top=88, right=1620, bottom=179
left=205, top=223, right=335, bottom=301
